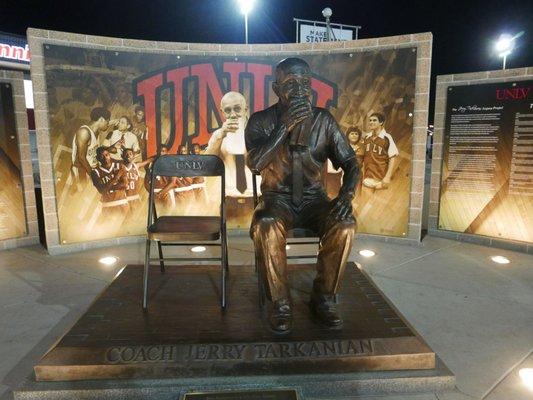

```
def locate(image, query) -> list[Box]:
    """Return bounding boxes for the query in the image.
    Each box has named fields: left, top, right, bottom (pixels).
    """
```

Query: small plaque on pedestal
left=183, top=389, right=299, bottom=400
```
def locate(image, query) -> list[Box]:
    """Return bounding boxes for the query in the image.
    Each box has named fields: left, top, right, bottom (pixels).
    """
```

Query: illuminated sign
left=0, top=34, right=30, bottom=65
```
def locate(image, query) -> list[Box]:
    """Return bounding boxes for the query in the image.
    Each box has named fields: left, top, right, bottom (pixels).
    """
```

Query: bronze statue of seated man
left=245, top=57, right=359, bottom=334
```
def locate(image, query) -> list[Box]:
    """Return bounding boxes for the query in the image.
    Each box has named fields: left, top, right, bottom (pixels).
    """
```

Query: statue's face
left=274, top=64, right=312, bottom=106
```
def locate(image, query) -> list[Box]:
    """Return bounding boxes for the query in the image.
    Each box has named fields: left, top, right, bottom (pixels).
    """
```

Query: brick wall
left=0, top=70, right=39, bottom=250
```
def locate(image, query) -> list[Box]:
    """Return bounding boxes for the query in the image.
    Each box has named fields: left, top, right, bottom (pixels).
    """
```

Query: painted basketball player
left=91, top=146, right=129, bottom=219
left=360, top=113, right=398, bottom=189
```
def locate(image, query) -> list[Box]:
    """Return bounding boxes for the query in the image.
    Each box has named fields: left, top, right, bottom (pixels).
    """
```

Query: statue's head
left=273, top=58, right=312, bottom=106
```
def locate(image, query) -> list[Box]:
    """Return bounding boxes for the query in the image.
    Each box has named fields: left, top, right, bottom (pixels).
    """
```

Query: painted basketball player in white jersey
left=71, top=107, right=112, bottom=191
left=108, top=116, right=140, bottom=161
left=361, top=113, right=399, bottom=189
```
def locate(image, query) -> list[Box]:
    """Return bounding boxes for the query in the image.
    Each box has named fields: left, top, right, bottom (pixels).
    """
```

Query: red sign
left=0, top=42, right=30, bottom=64
left=496, top=87, right=531, bottom=100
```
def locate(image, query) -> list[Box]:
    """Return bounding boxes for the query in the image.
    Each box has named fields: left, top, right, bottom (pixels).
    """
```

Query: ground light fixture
left=358, top=249, right=376, bottom=258
left=490, top=255, right=510, bottom=264
left=285, top=245, right=291, bottom=250
left=190, top=246, right=207, bottom=253
left=519, top=368, right=533, bottom=390
left=99, top=256, right=118, bottom=266
left=237, top=0, right=255, bottom=44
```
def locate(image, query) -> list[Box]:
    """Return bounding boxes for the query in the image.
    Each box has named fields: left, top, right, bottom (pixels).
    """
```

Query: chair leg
left=255, top=252, right=266, bottom=308
left=157, top=241, right=165, bottom=273
left=221, top=229, right=228, bottom=310
left=224, top=240, right=229, bottom=275
left=143, top=239, right=151, bottom=309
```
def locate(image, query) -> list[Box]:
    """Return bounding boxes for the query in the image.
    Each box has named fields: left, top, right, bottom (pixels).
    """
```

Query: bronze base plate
left=35, top=263, right=435, bottom=381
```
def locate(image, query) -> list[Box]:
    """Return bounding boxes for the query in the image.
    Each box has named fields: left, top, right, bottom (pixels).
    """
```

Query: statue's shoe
left=268, top=299, right=293, bottom=334
left=309, top=296, right=343, bottom=327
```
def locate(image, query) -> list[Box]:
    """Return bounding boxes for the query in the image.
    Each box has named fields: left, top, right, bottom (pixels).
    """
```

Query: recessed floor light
left=359, top=249, right=376, bottom=258
left=190, top=246, right=206, bottom=253
left=285, top=245, right=291, bottom=250
left=99, top=256, right=118, bottom=266
left=491, top=255, right=510, bottom=264
left=519, top=368, right=533, bottom=390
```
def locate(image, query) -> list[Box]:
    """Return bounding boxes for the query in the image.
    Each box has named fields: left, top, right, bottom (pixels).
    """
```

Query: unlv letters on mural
left=134, top=62, right=336, bottom=157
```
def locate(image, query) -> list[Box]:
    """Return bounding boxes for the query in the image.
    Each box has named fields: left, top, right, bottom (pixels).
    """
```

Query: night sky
left=1, top=0, right=532, bottom=119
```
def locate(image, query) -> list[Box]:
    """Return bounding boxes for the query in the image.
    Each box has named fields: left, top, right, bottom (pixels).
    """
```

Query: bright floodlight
left=359, top=249, right=376, bottom=258
left=322, top=7, right=333, bottom=18
left=491, top=255, right=510, bottom=264
left=190, top=246, right=207, bottom=253
left=99, top=256, right=118, bottom=266
left=495, top=34, right=514, bottom=56
left=519, top=368, right=533, bottom=390
left=237, top=0, right=254, bottom=15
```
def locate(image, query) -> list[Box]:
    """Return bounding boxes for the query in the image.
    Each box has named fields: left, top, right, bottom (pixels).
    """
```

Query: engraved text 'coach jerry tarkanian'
left=105, top=340, right=374, bottom=364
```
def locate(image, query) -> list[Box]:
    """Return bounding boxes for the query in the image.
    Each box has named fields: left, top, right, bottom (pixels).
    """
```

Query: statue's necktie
left=290, top=118, right=312, bottom=206
left=292, top=148, right=304, bottom=206
left=235, top=154, right=247, bottom=194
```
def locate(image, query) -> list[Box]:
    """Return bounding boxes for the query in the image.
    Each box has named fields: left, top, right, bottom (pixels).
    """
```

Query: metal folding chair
left=143, top=155, right=228, bottom=310
left=252, top=173, right=320, bottom=307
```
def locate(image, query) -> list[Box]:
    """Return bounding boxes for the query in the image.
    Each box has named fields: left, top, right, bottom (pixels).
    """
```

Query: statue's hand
left=329, top=192, right=354, bottom=221
left=282, top=97, right=313, bottom=132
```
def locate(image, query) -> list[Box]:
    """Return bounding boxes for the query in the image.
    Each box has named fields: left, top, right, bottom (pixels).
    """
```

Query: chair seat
left=288, top=228, right=318, bottom=239
left=148, top=216, right=221, bottom=241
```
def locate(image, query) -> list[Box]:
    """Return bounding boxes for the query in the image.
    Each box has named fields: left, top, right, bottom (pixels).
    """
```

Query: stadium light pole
left=237, top=0, right=255, bottom=44
left=322, top=7, right=333, bottom=42
left=494, top=32, right=524, bottom=70
left=495, top=34, right=514, bottom=70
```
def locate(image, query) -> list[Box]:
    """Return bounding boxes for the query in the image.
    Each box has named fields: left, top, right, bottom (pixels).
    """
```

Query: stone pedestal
left=15, top=263, right=454, bottom=399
